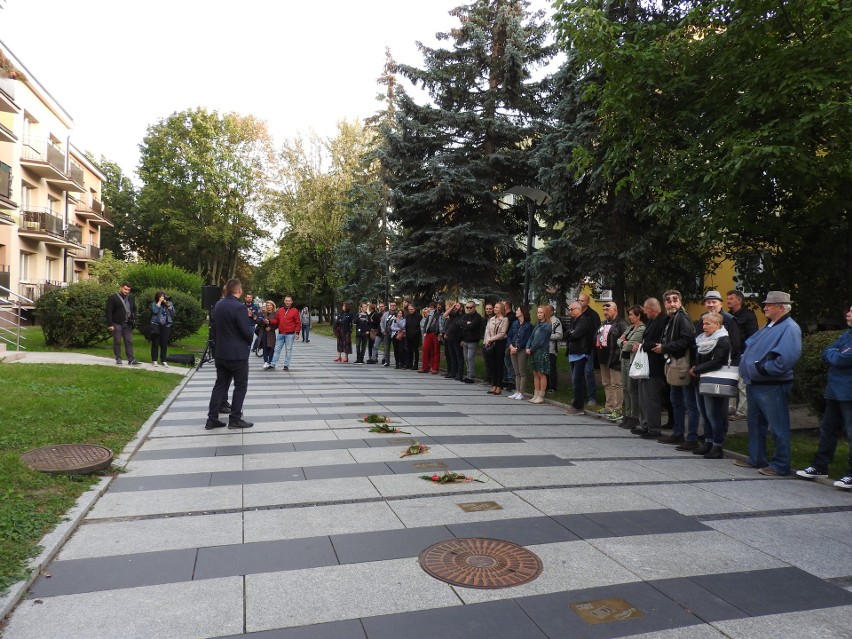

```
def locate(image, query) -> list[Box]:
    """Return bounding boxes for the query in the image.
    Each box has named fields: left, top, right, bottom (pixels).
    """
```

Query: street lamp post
left=507, top=186, right=551, bottom=306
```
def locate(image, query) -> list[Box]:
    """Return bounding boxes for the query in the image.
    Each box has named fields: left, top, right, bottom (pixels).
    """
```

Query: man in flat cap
left=735, top=291, right=801, bottom=476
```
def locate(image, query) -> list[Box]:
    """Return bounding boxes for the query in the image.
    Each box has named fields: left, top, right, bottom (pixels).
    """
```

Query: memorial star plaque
left=569, top=598, right=644, bottom=625
left=457, top=501, right=502, bottom=512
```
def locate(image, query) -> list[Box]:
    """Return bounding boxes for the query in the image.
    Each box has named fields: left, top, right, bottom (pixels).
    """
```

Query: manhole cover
left=20, top=444, right=113, bottom=475
left=419, top=538, right=542, bottom=589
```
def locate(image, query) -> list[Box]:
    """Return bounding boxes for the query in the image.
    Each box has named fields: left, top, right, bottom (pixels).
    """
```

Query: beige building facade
left=0, top=39, right=112, bottom=309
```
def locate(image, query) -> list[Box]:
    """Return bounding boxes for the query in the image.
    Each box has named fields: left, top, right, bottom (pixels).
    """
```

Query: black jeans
left=356, top=333, right=370, bottom=362
left=447, top=339, right=463, bottom=378
left=150, top=325, right=171, bottom=363
left=547, top=353, right=558, bottom=390
left=406, top=336, right=420, bottom=369
left=484, top=339, right=506, bottom=388
left=208, top=358, right=249, bottom=420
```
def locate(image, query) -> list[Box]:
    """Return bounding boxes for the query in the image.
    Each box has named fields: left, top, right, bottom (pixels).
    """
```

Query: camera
left=164, top=295, right=171, bottom=302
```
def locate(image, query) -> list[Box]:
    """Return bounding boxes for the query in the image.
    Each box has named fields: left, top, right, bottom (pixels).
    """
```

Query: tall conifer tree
left=380, top=0, right=554, bottom=301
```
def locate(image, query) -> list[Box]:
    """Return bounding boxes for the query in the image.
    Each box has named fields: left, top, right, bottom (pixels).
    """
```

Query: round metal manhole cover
left=20, top=444, right=113, bottom=475
left=419, top=538, right=543, bottom=589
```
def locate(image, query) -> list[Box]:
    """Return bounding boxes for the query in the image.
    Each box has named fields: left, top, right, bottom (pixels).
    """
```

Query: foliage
left=88, top=154, right=138, bottom=260
left=551, top=0, right=852, bottom=322
left=794, top=330, right=844, bottom=416
left=86, top=249, right=130, bottom=289
left=122, top=262, right=203, bottom=296
left=136, top=108, right=277, bottom=284
left=34, top=282, right=112, bottom=348
left=379, top=0, right=556, bottom=302
left=0, top=364, right=178, bottom=594
left=134, top=288, right=207, bottom=344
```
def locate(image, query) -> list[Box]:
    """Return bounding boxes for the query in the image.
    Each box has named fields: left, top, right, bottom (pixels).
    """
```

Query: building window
left=20, top=252, right=32, bottom=281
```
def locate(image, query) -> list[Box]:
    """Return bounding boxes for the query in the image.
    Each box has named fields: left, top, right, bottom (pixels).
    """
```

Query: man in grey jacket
left=547, top=304, right=563, bottom=393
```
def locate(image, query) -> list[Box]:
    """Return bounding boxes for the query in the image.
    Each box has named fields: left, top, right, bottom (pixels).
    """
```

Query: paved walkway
left=3, top=336, right=852, bottom=638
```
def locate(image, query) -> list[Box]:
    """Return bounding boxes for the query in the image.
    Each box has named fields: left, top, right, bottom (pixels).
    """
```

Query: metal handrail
left=0, top=284, right=32, bottom=351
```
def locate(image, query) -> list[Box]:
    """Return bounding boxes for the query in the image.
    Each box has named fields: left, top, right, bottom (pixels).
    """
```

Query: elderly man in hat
left=735, top=291, right=802, bottom=476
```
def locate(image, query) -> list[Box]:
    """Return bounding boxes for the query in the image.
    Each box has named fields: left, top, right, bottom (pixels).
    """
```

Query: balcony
left=72, top=243, right=101, bottom=261
left=68, top=160, right=85, bottom=190
left=0, top=120, right=15, bottom=144
left=74, top=197, right=113, bottom=226
left=0, top=162, right=17, bottom=217
left=18, top=279, right=65, bottom=305
left=0, top=73, right=21, bottom=114
left=0, top=265, right=9, bottom=291
left=20, top=138, right=83, bottom=192
left=18, top=207, right=80, bottom=248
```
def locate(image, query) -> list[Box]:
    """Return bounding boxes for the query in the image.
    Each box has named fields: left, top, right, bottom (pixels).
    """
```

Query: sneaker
left=115, top=358, right=123, bottom=365
left=833, top=476, right=852, bottom=489
left=607, top=410, right=623, bottom=422
left=262, top=363, right=270, bottom=370
left=547, top=389, right=555, bottom=394
left=382, top=362, right=390, bottom=367
left=128, top=359, right=142, bottom=366
left=758, top=467, right=780, bottom=476
left=732, top=458, right=755, bottom=468
left=596, top=407, right=609, bottom=415
left=205, top=418, right=226, bottom=430
left=228, top=418, right=254, bottom=429
left=796, top=466, right=828, bottom=479
left=728, top=413, right=746, bottom=421
left=219, top=404, right=232, bottom=415
left=152, top=361, right=159, bottom=367
left=161, top=362, right=169, bottom=367
left=282, top=366, right=289, bottom=371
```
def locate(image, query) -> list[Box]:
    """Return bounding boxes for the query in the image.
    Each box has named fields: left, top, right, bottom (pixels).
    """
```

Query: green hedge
left=34, top=282, right=112, bottom=348
left=794, top=329, right=844, bottom=416
left=135, top=288, right=206, bottom=343
left=122, top=263, right=203, bottom=296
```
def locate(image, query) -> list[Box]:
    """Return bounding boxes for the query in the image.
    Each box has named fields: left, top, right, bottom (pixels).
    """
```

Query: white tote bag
left=629, top=346, right=650, bottom=379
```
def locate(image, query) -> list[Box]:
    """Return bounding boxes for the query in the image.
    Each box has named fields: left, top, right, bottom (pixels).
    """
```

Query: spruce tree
left=379, top=0, right=554, bottom=302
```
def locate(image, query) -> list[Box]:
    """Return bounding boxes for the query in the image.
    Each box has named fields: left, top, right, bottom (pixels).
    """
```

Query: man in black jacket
left=596, top=302, right=628, bottom=418
left=206, top=279, right=255, bottom=430
left=634, top=298, right=667, bottom=438
left=105, top=282, right=140, bottom=366
left=566, top=302, right=595, bottom=415
left=727, top=289, right=759, bottom=420
left=655, top=290, right=697, bottom=446
left=460, top=302, right=482, bottom=383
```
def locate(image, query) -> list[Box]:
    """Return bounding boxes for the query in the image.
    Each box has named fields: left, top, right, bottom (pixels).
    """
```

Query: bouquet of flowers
left=361, top=414, right=391, bottom=424
left=419, top=471, right=486, bottom=484
left=367, top=424, right=411, bottom=434
left=400, top=442, right=430, bottom=458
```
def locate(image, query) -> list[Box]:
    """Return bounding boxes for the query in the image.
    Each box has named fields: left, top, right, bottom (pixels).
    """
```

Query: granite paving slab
left=85, top=485, right=243, bottom=519
left=243, top=476, right=382, bottom=508
left=367, top=469, right=499, bottom=498
left=514, top=486, right=669, bottom=516
left=711, top=605, right=852, bottom=639
left=387, top=492, right=543, bottom=527
left=624, top=482, right=760, bottom=517
left=122, top=456, right=245, bottom=476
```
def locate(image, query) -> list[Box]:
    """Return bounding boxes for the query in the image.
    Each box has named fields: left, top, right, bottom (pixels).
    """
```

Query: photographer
left=105, top=282, right=140, bottom=366
left=150, top=291, right=176, bottom=366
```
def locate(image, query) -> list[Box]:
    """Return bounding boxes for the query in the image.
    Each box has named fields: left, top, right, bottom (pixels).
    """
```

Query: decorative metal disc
left=20, top=444, right=113, bottom=475
left=419, top=538, right=543, bottom=589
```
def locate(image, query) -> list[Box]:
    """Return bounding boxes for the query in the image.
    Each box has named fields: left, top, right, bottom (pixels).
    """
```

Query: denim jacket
left=739, top=314, right=801, bottom=385
left=824, top=329, right=852, bottom=401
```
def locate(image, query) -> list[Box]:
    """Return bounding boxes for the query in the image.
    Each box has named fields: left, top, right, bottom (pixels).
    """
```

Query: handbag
left=149, top=322, right=161, bottom=336
left=665, top=354, right=691, bottom=386
left=394, top=331, right=405, bottom=342
left=629, top=346, right=649, bottom=379
left=699, top=365, right=740, bottom=397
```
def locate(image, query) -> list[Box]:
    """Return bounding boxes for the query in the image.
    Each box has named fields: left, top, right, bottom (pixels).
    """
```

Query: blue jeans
left=585, top=356, right=597, bottom=403
left=463, top=342, right=477, bottom=379
left=271, top=333, right=295, bottom=368
left=571, top=357, right=587, bottom=410
left=813, top=399, right=852, bottom=476
left=301, top=324, right=310, bottom=341
left=670, top=382, right=700, bottom=441
left=698, top=393, right=728, bottom=446
left=746, top=383, right=793, bottom=474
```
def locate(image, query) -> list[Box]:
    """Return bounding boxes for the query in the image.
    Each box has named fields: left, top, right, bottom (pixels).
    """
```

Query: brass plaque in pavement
left=412, top=461, right=448, bottom=470
left=457, top=501, right=503, bottom=512
left=569, top=598, right=644, bottom=625
left=387, top=438, right=416, bottom=445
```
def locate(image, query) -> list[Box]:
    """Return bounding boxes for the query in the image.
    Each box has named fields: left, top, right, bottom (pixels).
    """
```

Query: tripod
left=196, top=307, right=216, bottom=370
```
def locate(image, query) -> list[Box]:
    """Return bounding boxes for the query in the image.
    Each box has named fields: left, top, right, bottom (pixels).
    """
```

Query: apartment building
left=0, top=40, right=112, bottom=310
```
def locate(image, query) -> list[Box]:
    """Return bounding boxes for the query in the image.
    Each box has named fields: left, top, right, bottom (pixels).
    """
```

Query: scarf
left=695, top=325, right=729, bottom=355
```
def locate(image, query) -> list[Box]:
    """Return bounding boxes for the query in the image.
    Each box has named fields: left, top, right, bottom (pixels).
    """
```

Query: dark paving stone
left=586, top=509, right=710, bottom=537
left=388, top=411, right=466, bottom=418
left=690, top=566, right=852, bottom=617
left=195, top=537, right=338, bottom=580
left=28, top=549, right=197, bottom=598
left=331, top=525, right=454, bottom=565
left=362, top=599, right=548, bottom=639
left=217, top=443, right=296, bottom=456
left=133, top=446, right=220, bottom=460
left=110, top=473, right=212, bottom=493
left=447, top=516, right=579, bottom=546
left=651, top=576, right=749, bottom=623
left=209, top=467, right=306, bottom=486
left=431, top=435, right=521, bottom=445
left=462, top=455, right=574, bottom=469
left=386, top=457, right=475, bottom=474
left=516, top=580, right=704, bottom=639
left=303, top=461, right=394, bottom=480
left=364, top=437, right=437, bottom=448
left=215, top=619, right=367, bottom=639
left=551, top=514, right=616, bottom=540
left=293, top=439, right=371, bottom=451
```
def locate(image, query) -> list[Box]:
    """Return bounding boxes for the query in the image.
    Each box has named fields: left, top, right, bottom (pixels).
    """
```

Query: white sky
left=1, top=0, right=556, bottom=180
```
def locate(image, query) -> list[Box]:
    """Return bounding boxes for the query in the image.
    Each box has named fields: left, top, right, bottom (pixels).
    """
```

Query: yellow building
left=0, top=40, right=112, bottom=312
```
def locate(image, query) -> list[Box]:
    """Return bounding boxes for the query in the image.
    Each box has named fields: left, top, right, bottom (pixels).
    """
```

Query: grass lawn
left=723, top=430, right=848, bottom=480
left=0, top=364, right=180, bottom=594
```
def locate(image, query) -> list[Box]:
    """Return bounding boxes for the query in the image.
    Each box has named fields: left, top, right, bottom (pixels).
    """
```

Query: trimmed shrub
left=135, top=288, right=206, bottom=343
left=35, top=282, right=113, bottom=348
left=122, top=263, right=203, bottom=297
left=794, top=329, right=844, bottom=416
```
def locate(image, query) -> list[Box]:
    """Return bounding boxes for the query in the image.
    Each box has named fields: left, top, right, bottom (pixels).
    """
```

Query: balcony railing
left=18, top=279, right=65, bottom=304
left=65, top=225, right=83, bottom=244
left=20, top=207, right=64, bottom=235
left=68, top=160, right=85, bottom=187
left=0, top=162, right=11, bottom=199
left=92, top=197, right=103, bottom=214
left=76, top=244, right=101, bottom=260
left=21, top=138, right=66, bottom=175
left=0, top=265, right=9, bottom=291
left=0, top=74, right=16, bottom=102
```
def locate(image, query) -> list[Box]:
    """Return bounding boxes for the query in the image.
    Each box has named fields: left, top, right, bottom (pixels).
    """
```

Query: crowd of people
left=171, top=279, right=849, bottom=489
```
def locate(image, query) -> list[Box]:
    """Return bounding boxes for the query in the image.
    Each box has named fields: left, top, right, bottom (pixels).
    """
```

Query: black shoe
left=228, top=418, right=254, bottom=429
left=630, top=427, right=646, bottom=435
left=205, top=418, right=226, bottom=430
left=658, top=434, right=684, bottom=444
left=463, top=378, right=474, bottom=383
left=692, top=442, right=713, bottom=455
left=640, top=430, right=662, bottom=439
left=219, top=404, right=232, bottom=415
left=703, top=445, right=724, bottom=459
left=443, top=373, right=453, bottom=378
left=676, top=441, right=700, bottom=451
left=282, top=366, right=289, bottom=371
left=128, top=359, right=142, bottom=366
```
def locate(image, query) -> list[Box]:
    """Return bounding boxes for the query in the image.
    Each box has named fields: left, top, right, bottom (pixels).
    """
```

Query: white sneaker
left=513, top=393, right=525, bottom=400
left=151, top=361, right=158, bottom=367
left=161, top=362, right=169, bottom=367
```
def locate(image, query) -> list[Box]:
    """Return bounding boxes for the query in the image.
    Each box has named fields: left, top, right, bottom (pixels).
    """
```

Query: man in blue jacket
left=796, top=305, right=852, bottom=489
left=206, top=279, right=255, bottom=430
left=736, top=291, right=802, bottom=476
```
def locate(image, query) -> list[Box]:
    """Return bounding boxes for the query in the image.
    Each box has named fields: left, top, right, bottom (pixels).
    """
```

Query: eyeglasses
left=465, top=305, right=475, bottom=309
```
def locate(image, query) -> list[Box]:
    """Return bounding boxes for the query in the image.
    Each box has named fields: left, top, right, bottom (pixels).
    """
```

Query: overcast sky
left=1, top=0, right=556, bottom=179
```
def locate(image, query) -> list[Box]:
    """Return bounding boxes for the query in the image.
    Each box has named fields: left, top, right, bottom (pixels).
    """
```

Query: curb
left=0, top=367, right=197, bottom=621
